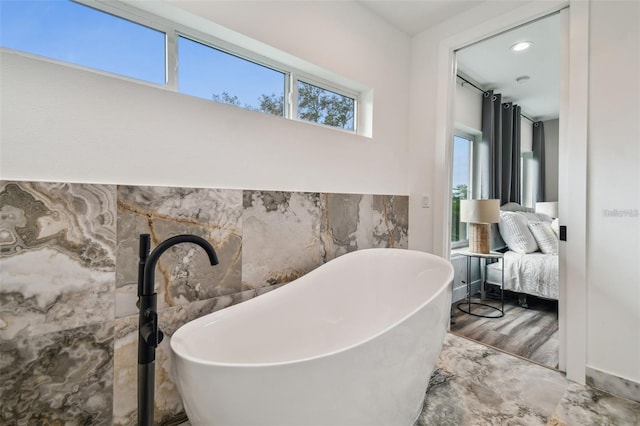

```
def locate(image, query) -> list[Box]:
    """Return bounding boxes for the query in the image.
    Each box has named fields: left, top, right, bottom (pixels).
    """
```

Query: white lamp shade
left=535, top=201, right=558, bottom=218
left=460, top=199, right=500, bottom=224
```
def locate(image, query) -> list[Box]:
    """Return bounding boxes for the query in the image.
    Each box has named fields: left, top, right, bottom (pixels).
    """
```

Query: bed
left=485, top=203, right=559, bottom=304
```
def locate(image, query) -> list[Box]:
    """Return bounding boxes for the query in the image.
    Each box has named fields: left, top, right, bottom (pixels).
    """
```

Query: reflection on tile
left=242, top=191, right=323, bottom=288
left=0, top=181, right=116, bottom=340
left=417, top=334, right=568, bottom=425
left=116, top=185, right=242, bottom=317
left=0, top=322, right=114, bottom=425
left=550, top=382, right=640, bottom=425
left=373, top=195, right=408, bottom=248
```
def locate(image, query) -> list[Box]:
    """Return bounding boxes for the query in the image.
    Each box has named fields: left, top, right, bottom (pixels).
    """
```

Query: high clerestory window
left=0, top=0, right=359, bottom=133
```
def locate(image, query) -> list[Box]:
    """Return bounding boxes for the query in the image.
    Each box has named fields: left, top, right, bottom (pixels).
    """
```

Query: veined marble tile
left=116, top=185, right=242, bottom=317
left=586, top=366, right=640, bottom=404
left=417, top=333, right=568, bottom=425
left=113, top=288, right=265, bottom=425
left=0, top=321, right=113, bottom=425
left=549, top=381, right=640, bottom=425
left=241, top=191, right=323, bottom=288
left=320, top=193, right=373, bottom=262
left=0, top=181, right=116, bottom=340
left=373, top=195, right=409, bottom=249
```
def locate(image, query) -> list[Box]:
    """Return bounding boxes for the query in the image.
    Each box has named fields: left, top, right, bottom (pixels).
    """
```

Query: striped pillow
left=528, top=221, right=559, bottom=255
left=498, top=211, right=539, bottom=253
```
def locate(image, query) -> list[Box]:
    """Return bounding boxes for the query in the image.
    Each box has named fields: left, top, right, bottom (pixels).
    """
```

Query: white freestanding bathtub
left=170, top=248, right=453, bottom=426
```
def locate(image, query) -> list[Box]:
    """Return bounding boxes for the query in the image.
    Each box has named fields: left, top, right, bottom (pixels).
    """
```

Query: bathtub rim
left=170, top=248, right=454, bottom=369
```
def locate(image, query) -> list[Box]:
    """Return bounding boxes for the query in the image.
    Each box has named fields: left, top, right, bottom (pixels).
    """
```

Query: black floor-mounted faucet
left=137, top=234, right=218, bottom=426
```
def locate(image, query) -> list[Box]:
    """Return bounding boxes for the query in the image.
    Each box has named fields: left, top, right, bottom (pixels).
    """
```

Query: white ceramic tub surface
left=170, top=248, right=453, bottom=426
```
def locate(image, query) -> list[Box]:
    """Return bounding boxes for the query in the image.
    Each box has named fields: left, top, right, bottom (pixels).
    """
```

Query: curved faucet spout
left=142, top=234, right=219, bottom=297
left=137, top=233, right=219, bottom=426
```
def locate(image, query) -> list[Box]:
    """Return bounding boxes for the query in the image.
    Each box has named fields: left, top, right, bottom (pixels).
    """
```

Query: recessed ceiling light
left=516, top=75, right=531, bottom=84
left=511, top=41, right=533, bottom=52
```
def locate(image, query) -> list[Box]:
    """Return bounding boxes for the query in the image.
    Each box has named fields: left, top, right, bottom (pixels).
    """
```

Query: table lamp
left=460, top=199, right=500, bottom=254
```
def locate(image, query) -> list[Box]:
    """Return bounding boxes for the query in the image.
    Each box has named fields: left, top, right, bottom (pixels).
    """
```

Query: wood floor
left=450, top=291, right=559, bottom=370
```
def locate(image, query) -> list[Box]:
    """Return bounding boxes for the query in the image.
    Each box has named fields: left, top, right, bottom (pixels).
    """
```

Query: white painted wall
left=586, top=0, right=639, bottom=384
left=0, top=1, right=410, bottom=195
left=454, top=80, right=482, bottom=134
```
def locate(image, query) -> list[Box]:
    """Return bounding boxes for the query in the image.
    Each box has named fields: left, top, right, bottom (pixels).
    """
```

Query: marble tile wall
left=0, top=181, right=409, bottom=425
left=0, top=182, right=116, bottom=424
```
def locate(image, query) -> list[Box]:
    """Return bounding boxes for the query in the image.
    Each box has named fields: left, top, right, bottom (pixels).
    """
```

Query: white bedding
left=486, top=251, right=558, bottom=300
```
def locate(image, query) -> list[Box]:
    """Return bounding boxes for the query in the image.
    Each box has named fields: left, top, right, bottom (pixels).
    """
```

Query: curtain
left=501, top=102, right=521, bottom=205
left=479, top=90, right=501, bottom=199
left=480, top=90, right=522, bottom=205
left=532, top=121, right=546, bottom=203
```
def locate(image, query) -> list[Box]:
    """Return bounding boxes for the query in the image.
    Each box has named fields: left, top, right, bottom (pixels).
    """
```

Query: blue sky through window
left=2, top=0, right=354, bottom=128
left=1, top=1, right=286, bottom=111
left=0, top=0, right=166, bottom=85
left=177, top=36, right=285, bottom=111
left=453, top=135, right=471, bottom=190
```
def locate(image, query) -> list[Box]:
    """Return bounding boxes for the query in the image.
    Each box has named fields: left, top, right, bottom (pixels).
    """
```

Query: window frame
left=292, top=75, right=359, bottom=133
left=451, top=131, right=475, bottom=249
left=175, top=32, right=291, bottom=116
left=4, top=0, right=361, bottom=134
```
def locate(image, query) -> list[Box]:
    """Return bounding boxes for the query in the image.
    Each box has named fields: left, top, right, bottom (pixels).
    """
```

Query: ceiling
left=358, top=1, right=561, bottom=121
left=358, top=1, right=485, bottom=36
left=456, top=13, right=561, bottom=121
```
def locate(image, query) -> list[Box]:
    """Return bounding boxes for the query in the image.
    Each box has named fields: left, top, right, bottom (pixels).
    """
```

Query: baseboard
left=586, top=366, right=640, bottom=403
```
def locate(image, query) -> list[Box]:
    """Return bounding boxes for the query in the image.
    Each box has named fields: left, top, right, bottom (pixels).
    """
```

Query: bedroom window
left=451, top=134, right=473, bottom=248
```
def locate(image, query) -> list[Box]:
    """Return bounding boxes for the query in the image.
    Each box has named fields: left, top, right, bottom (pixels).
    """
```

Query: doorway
left=432, top=2, right=589, bottom=383
left=447, top=13, right=562, bottom=371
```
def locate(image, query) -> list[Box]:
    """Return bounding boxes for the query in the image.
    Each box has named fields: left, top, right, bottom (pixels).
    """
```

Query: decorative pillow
left=501, top=202, right=528, bottom=212
left=498, top=211, right=539, bottom=254
left=551, top=218, right=560, bottom=237
left=528, top=221, right=559, bottom=255
left=517, top=211, right=553, bottom=224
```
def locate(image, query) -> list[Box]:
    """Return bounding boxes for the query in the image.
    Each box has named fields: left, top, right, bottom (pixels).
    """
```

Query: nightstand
left=457, top=250, right=504, bottom=318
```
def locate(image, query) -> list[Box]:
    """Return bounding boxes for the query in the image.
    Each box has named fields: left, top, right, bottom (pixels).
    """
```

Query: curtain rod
left=456, top=75, right=487, bottom=94
left=457, top=75, right=538, bottom=123
left=521, top=113, right=535, bottom=123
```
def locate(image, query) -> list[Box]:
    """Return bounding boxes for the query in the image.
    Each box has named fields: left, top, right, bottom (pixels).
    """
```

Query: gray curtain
left=532, top=121, right=546, bottom=203
left=502, top=102, right=521, bottom=205
left=480, top=90, right=522, bottom=205
left=479, top=90, right=502, bottom=199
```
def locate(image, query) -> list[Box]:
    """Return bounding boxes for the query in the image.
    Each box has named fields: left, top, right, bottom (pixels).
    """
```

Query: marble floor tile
left=417, top=333, right=568, bottom=425
left=549, top=382, right=640, bottom=426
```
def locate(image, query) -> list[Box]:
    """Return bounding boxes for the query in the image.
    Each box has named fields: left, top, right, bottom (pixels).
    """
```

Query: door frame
left=433, top=0, right=588, bottom=383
